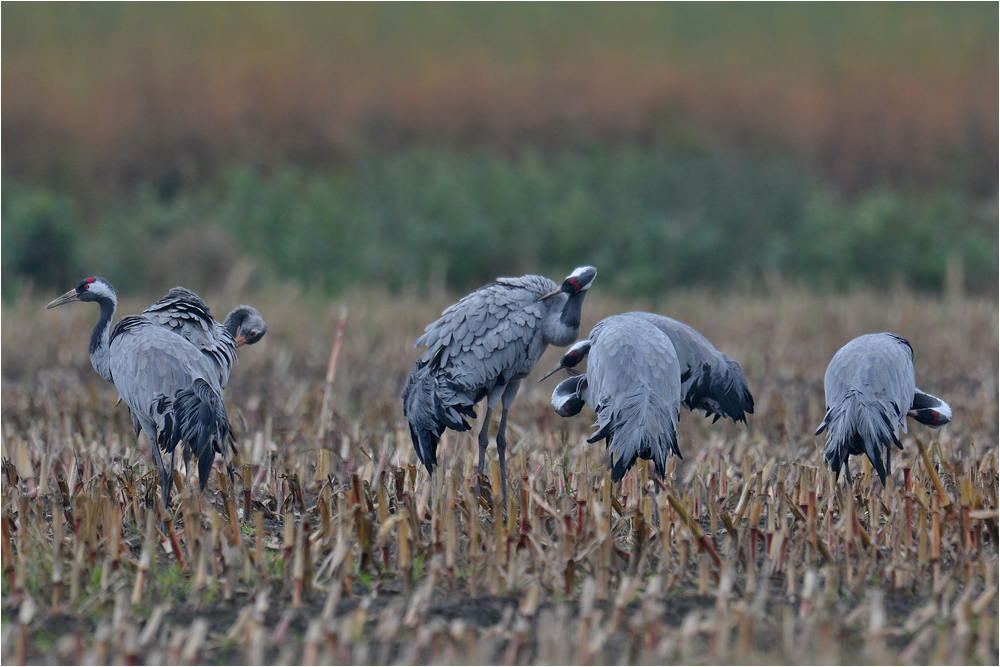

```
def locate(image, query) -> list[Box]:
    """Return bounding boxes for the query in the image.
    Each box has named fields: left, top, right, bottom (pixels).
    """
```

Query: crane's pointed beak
left=539, top=287, right=563, bottom=300
left=538, top=364, right=580, bottom=383
left=234, top=334, right=248, bottom=348
left=538, top=364, right=564, bottom=382
left=46, top=289, right=79, bottom=309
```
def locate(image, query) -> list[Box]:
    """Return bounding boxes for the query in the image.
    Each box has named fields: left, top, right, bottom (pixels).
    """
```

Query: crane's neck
left=547, top=289, right=590, bottom=347
left=88, top=296, right=116, bottom=384
left=222, top=306, right=253, bottom=338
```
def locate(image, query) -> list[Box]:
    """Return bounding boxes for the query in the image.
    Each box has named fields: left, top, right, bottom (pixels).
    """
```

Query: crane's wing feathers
left=585, top=316, right=682, bottom=482
left=110, top=318, right=232, bottom=494
left=623, top=312, right=754, bottom=423
left=142, top=287, right=238, bottom=388
left=404, top=275, right=560, bottom=471
left=414, top=276, right=556, bottom=378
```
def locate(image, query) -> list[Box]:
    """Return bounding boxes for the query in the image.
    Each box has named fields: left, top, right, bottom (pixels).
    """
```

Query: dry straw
left=1, top=287, right=996, bottom=664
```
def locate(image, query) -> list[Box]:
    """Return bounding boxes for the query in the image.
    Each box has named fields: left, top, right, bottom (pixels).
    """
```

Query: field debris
left=2, top=289, right=997, bottom=664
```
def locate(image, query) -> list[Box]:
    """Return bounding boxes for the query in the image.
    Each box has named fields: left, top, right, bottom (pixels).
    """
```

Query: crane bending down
left=544, top=312, right=754, bottom=425
left=549, top=314, right=682, bottom=482
left=621, top=312, right=753, bottom=423
left=815, top=332, right=951, bottom=485
left=402, top=266, right=597, bottom=500
left=47, top=278, right=239, bottom=506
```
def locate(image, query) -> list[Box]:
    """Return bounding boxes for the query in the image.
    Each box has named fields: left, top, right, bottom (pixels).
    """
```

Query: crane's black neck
left=222, top=306, right=254, bottom=338
left=88, top=295, right=117, bottom=384
left=546, top=289, right=589, bottom=347
left=559, top=289, right=588, bottom=332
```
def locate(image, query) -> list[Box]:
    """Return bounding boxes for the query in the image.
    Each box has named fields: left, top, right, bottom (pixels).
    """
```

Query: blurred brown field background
left=2, top=4, right=999, bottom=665
left=3, top=4, right=997, bottom=194
left=1, top=3, right=997, bottom=297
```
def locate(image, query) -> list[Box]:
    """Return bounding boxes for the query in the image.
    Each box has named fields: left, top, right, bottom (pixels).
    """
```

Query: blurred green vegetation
left=4, top=147, right=995, bottom=298
left=2, top=4, right=996, bottom=298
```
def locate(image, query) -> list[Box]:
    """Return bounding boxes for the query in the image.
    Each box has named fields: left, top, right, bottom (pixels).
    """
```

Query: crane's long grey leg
left=495, top=379, right=522, bottom=506
left=153, top=439, right=174, bottom=509
left=477, top=403, right=495, bottom=475
left=166, top=448, right=177, bottom=507
left=477, top=386, right=507, bottom=507
left=140, top=420, right=172, bottom=508
left=149, top=438, right=167, bottom=500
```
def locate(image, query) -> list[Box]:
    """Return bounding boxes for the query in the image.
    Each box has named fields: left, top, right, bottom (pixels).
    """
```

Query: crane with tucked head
left=622, top=312, right=753, bottom=424
left=543, top=311, right=754, bottom=425
left=138, top=286, right=266, bottom=471
left=402, top=266, right=597, bottom=500
left=815, top=332, right=951, bottom=485
left=548, top=314, right=683, bottom=482
left=142, top=286, right=267, bottom=389
left=47, top=278, right=235, bottom=506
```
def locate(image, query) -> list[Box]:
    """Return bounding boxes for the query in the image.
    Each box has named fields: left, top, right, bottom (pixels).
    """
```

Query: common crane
left=549, top=314, right=682, bottom=482
left=47, top=278, right=236, bottom=505
left=815, top=332, right=951, bottom=484
left=142, top=286, right=267, bottom=389
left=622, top=312, right=753, bottom=423
left=402, top=266, right=597, bottom=500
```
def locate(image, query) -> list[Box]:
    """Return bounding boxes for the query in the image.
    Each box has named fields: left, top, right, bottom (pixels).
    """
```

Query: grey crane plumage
left=621, top=312, right=753, bottom=424
left=142, top=286, right=267, bottom=389
left=815, top=332, right=951, bottom=485
left=139, top=286, right=266, bottom=470
left=550, top=314, right=682, bottom=482
left=47, top=278, right=234, bottom=506
left=402, top=266, right=597, bottom=500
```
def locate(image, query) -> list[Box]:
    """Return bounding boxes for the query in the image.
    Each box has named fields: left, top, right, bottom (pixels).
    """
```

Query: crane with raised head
left=815, top=332, right=951, bottom=485
left=548, top=314, right=683, bottom=482
left=46, top=278, right=236, bottom=506
left=402, top=266, right=597, bottom=501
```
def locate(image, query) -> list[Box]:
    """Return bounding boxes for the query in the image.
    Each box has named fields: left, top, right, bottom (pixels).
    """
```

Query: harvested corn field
left=1, top=288, right=997, bottom=664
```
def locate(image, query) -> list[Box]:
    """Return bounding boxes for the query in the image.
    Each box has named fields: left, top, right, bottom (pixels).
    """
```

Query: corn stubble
left=1, top=288, right=997, bottom=664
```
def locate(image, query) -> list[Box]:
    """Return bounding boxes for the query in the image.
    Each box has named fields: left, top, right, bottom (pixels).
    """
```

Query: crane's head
left=538, top=339, right=592, bottom=382
left=908, top=389, right=952, bottom=428
left=541, top=266, right=597, bottom=299
left=230, top=306, right=268, bottom=347
left=551, top=374, right=588, bottom=417
left=46, top=277, right=117, bottom=309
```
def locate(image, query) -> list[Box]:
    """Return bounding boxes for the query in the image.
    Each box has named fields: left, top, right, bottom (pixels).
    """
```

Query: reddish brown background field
left=3, top=4, right=996, bottom=195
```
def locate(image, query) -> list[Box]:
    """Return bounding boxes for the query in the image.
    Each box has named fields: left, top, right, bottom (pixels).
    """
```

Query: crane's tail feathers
left=586, top=421, right=615, bottom=445
left=683, top=362, right=713, bottom=412
left=815, top=412, right=830, bottom=436
left=402, top=364, right=476, bottom=472
left=160, top=378, right=232, bottom=492
left=705, top=357, right=755, bottom=424
left=909, top=389, right=952, bottom=428
left=821, top=390, right=901, bottom=485
left=591, top=388, right=678, bottom=483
